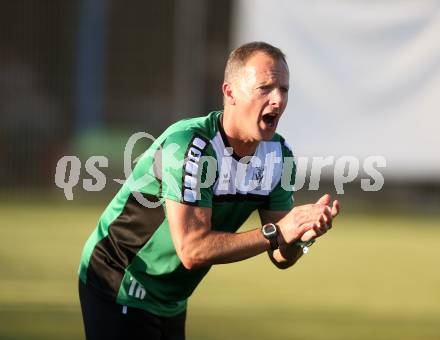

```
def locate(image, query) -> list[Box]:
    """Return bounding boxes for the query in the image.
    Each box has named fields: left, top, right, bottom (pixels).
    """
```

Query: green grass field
left=1, top=198, right=439, bottom=339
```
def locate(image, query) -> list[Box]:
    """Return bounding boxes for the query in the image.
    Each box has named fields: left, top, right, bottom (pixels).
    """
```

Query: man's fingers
left=322, top=206, right=332, bottom=224
left=331, top=200, right=340, bottom=217
left=322, top=211, right=332, bottom=230
left=315, top=218, right=328, bottom=235
left=295, top=223, right=314, bottom=238
left=283, top=197, right=339, bottom=244
left=316, top=193, right=331, bottom=206
left=318, top=215, right=326, bottom=229
left=300, top=227, right=317, bottom=242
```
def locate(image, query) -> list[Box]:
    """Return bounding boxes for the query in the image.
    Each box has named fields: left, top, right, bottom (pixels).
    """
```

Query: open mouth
left=261, top=112, right=278, bottom=127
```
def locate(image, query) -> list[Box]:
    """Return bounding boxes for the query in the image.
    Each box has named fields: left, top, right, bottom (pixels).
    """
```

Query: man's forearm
left=180, top=228, right=270, bottom=269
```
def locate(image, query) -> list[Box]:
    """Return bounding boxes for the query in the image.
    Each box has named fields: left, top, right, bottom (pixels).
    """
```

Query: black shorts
left=78, top=280, right=186, bottom=340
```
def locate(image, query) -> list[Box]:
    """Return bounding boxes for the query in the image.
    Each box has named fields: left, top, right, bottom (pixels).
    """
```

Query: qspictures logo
left=54, top=132, right=386, bottom=207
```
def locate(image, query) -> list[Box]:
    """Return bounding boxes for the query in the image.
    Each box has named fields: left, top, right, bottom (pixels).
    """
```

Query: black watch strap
left=268, top=236, right=279, bottom=251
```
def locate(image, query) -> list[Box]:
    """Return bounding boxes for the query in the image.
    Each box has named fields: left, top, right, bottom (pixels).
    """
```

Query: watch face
left=263, top=224, right=276, bottom=236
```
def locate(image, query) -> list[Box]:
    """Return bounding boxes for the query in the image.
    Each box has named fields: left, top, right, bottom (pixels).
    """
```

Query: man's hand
left=299, top=194, right=340, bottom=242
left=277, top=194, right=340, bottom=245
left=261, top=194, right=340, bottom=269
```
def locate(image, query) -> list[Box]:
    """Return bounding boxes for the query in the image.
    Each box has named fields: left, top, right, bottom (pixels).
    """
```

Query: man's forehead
left=242, top=56, right=289, bottom=83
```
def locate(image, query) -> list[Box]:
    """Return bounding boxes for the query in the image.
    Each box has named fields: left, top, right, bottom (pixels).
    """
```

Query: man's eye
left=258, top=86, right=271, bottom=91
left=280, top=87, right=289, bottom=93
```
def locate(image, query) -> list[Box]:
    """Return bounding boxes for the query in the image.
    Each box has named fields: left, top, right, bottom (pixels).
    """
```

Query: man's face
left=231, top=52, right=289, bottom=141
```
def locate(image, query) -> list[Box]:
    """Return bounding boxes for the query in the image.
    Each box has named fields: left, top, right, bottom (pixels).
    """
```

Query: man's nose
left=269, top=89, right=284, bottom=108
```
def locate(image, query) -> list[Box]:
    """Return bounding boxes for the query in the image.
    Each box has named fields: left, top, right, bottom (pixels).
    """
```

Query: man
left=78, top=41, right=340, bottom=340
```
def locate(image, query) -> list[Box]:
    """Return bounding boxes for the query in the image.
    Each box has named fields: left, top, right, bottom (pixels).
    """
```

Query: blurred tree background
left=0, top=0, right=232, bottom=191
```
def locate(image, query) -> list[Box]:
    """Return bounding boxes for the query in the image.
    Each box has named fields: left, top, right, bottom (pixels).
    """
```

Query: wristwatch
left=261, top=223, right=279, bottom=251
left=294, top=239, right=316, bottom=254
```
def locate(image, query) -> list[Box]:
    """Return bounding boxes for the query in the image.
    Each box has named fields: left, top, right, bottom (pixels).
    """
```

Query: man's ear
left=222, top=82, right=235, bottom=105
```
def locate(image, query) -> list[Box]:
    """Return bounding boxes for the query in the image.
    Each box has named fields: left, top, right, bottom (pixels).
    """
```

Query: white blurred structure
left=232, top=0, right=440, bottom=181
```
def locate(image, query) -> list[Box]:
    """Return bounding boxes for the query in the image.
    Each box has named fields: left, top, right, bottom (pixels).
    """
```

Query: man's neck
left=221, top=110, right=259, bottom=157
